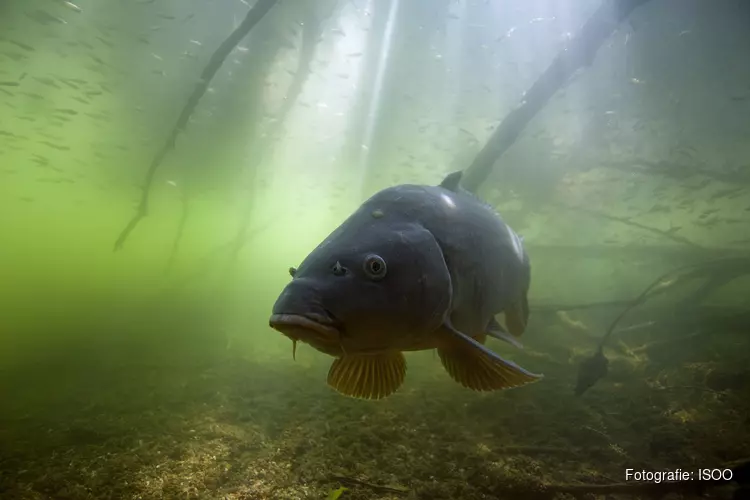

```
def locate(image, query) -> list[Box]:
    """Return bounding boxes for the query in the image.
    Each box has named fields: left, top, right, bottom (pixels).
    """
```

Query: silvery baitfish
left=269, top=171, right=543, bottom=399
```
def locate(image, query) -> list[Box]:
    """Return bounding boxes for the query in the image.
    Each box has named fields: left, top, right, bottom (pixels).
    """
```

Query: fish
left=61, top=1, right=83, bottom=13
left=269, top=171, right=542, bottom=400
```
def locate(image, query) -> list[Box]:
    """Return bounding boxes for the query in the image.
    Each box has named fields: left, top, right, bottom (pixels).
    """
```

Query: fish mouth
left=269, top=313, right=340, bottom=341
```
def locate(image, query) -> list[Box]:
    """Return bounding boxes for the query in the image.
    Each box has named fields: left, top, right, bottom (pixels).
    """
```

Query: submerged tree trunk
left=461, top=0, right=654, bottom=194
left=223, top=1, right=335, bottom=269
left=338, top=0, right=396, bottom=172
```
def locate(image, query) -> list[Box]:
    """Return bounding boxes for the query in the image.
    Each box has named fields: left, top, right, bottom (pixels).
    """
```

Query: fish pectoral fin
left=503, top=293, right=529, bottom=337
left=487, top=318, right=523, bottom=348
left=327, top=352, right=406, bottom=400
left=437, top=322, right=541, bottom=391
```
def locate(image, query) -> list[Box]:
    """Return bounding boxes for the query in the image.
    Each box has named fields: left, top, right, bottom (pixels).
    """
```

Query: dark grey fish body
left=270, top=172, right=541, bottom=399
left=348, top=183, right=529, bottom=340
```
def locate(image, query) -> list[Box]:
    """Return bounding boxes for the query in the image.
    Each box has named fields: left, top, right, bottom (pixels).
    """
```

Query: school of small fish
left=1, top=0, right=747, bottom=237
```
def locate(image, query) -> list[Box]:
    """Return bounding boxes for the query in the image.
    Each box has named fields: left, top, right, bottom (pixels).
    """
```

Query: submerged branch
left=268, top=2, right=328, bottom=138
left=165, top=190, right=190, bottom=274
left=602, top=158, right=750, bottom=185
left=550, top=202, right=702, bottom=248
left=532, top=300, right=634, bottom=313
left=222, top=3, right=330, bottom=271
left=112, top=0, right=279, bottom=251
left=461, top=0, right=653, bottom=194
left=595, top=257, right=750, bottom=352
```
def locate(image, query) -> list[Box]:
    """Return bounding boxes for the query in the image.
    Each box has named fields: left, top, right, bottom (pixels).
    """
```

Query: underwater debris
left=326, top=486, right=348, bottom=499
left=576, top=257, right=750, bottom=395
left=461, top=0, right=656, bottom=193
left=575, top=347, right=609, bottom=396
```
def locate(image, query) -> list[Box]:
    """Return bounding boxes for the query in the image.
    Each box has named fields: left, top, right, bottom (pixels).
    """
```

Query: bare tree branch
left=461, top=0, right=653, bottom=194
left=113, top=0, right=279, bottom=251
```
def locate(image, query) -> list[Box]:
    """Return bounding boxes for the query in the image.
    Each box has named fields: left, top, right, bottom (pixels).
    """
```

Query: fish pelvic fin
left=327, top=352, right=406, bottom=400
left=438, top=321, right=541, bottom=391
left=486, top=317, right=523, bottom=348
left=504, top=292, right=530, bottom=337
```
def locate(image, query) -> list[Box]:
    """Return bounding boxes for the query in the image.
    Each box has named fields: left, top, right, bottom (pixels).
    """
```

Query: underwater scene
left=1, top=0, right=749, bottom=499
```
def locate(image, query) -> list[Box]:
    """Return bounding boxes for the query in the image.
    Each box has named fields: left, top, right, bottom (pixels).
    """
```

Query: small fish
left=166, top=180, right=177, bottom=187
left=57, top=78, right=80, bottom=90
left=269, top=171, right=542, bottom=400
left=7, top=40, right=34, bottom=52
left=33, top=76, right=61, bottom=89
left=38, top=140, right=70, bottom=151
left=96, top=36, right=114, bottom=48
left=61, top=1, right=83, bottom=13
left=26, top=9, right=67, bottom=25
left=89, top=55, right=107, bottom=66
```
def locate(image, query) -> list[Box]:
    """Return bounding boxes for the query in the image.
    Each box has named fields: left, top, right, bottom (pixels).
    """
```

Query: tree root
left=112, top=0, right=279, bottom=251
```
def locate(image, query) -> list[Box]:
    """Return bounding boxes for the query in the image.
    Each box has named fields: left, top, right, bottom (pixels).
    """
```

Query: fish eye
left=332, top=261, right=347, bottom=276
left=363, top=254, right=387, bottom=280
left=288, top=266, right=297, bottom=277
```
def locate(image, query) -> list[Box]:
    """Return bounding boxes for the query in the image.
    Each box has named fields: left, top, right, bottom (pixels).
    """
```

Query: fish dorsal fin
left=438, top=171, right=463, bottom=192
